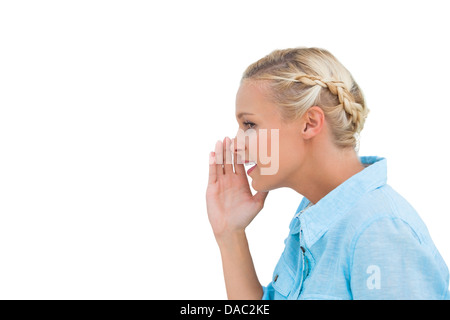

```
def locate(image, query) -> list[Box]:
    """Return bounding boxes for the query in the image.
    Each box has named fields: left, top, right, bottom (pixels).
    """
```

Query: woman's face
left=233, top=80, right=306, bottom=192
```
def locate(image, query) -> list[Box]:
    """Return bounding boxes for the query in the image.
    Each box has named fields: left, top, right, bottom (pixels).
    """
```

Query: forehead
left=235, top=80, right=279, bottom=118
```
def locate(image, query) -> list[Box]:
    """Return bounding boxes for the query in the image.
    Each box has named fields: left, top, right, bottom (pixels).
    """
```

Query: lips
left=237, top=158, right=257, bottom=174
left=247, top=163, right=257, bottom=175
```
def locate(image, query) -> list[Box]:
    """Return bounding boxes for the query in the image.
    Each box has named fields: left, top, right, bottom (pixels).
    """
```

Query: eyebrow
left=236, top=112, right=255, bottom=119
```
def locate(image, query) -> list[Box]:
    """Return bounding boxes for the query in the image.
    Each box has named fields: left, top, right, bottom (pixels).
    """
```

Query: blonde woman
left=206, top=47, right=449, bottom=300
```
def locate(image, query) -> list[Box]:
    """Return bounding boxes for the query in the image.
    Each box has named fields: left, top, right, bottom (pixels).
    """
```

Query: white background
left=0, top=0, right=449, bottom=299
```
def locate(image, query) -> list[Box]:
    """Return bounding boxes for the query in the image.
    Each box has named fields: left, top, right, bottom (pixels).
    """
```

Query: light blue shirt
left=262, top=156, right=450, bottom=300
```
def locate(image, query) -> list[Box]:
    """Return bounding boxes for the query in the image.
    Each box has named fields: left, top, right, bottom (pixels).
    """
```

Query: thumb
left=253, top=190, right=269, bottom=208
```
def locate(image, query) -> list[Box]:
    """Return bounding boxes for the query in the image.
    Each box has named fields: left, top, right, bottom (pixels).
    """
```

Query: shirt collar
left=289, top=156, right=388, bottom=248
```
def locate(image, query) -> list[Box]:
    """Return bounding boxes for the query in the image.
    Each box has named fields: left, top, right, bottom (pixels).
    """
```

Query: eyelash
left=243, top=121, right=256, bottom=129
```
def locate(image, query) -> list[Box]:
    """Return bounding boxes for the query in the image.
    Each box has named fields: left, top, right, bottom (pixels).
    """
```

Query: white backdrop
left=0, top=0, right=449, bottom=299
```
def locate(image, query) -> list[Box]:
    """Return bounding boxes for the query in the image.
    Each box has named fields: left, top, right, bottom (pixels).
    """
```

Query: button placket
left=287, top=203, right=313, bottom=300
left=288, top=230, right=306, bottom=300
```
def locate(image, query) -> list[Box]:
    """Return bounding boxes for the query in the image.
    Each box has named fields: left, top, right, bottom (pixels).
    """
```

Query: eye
left=243, top=121, right=256, bottom=129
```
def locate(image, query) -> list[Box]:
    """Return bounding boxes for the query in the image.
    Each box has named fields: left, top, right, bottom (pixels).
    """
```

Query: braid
left=324, top=79, right=365, bottom=133
left=268, top=72, right=365, bottom=133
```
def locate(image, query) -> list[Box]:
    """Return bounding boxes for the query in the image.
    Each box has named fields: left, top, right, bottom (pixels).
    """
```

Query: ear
left=301, top=106, right=324, bottom=140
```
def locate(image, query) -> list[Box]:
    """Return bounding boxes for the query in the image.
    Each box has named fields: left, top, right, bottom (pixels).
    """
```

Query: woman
left=206, top=47, right=449, bottom=300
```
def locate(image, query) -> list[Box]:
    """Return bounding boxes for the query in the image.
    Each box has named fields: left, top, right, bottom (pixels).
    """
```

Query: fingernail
left=209, top=152, right=215, bottom=165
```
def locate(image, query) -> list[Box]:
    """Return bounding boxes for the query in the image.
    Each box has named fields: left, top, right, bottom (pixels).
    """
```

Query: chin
left=251, top=178, right=278, bottom=193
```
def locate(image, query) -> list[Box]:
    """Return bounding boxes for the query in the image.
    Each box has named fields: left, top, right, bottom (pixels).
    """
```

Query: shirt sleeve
left=261, top=283, right=274, bottom=300
left=350, top=216, right=449, bottom=299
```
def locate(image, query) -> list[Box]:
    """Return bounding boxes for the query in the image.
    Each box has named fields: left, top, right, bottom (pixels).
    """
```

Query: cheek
left=255, top=129, right=283, bottom=177
left=278, top=134, right=301, bottom=169
left=254, top=129, right=279, bottom=163
left=251, top=131, right=301, bottom=190
left=247, top=131, right=258, bottom=161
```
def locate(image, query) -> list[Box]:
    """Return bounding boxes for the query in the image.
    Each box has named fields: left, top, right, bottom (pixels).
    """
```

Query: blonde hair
left=241, top=47, right=369, bottom=150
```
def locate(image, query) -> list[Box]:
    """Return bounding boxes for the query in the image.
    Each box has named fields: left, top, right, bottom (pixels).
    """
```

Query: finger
left=215, top=140, right=224, bottom=175
left=223, top=137, right=233, bottom=174
left=233, top=151, right=246, bottom=175
left=208, top=151, right=216, bottom=184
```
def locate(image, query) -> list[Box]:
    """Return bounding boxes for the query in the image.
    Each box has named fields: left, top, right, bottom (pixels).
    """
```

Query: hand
left=206, top=137, right=269, bottom=239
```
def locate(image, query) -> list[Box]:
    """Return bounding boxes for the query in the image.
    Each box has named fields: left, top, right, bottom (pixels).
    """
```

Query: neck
left=288, top=145, right=365, bottom=205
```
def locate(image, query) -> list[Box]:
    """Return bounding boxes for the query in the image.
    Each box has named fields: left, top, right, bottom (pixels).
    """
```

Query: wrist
left=215, top=229, right=247, bottom=247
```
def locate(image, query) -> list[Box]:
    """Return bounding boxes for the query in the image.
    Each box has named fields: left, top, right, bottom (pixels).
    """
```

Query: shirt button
left=273, top=274, right=279, bottom=282
left=300, top=246, right=306, bottom=253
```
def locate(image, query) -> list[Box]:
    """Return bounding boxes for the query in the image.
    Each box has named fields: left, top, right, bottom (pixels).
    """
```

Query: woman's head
left=234, top=47, right=369, bottom=192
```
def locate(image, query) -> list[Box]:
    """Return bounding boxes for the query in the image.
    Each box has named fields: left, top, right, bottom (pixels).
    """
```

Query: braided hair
left=241, top=47, right=369, bottom=150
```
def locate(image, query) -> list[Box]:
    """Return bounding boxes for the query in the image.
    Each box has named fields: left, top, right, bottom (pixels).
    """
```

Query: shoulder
left=345, top=195, right=450, bottom=299
left=337, top=184, right=429, bottom=245
left=323, top=183, right=436, bottom=265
